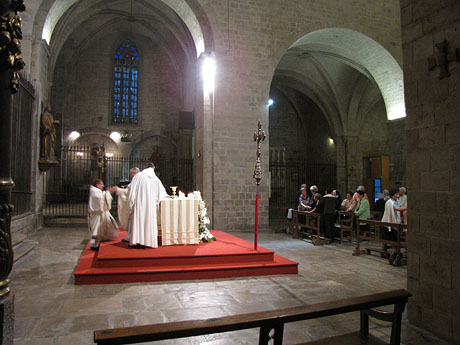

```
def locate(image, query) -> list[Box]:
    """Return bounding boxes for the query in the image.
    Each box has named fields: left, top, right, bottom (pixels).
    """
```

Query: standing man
left=127, top=163, right=168, bottom=248
left=117, top=167, right=140, bottom=231
left=315, top=188, right=337, bottom=241
left=88, top=179, right=119, bottom=250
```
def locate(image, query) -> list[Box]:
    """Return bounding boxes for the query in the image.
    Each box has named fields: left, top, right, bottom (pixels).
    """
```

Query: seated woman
left=298, top=187, right=310, bottom=211
left=306, top=193, right=322, bottom=213
left=341, top=191, right=354, bottom=211
left=294, top=187, right=310, bottom=226
left=305, top=185, right=319, bottom=210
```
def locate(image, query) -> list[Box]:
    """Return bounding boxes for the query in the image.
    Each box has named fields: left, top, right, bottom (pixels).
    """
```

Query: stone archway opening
left=268, top=28, right=406, bottom=229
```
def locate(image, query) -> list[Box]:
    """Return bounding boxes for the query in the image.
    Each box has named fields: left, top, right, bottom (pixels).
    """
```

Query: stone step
left=44, top=217, right=88, bottom=227
left=13, top=239, right=37, bottom=262
left=12, top=232, right=27, bottom=247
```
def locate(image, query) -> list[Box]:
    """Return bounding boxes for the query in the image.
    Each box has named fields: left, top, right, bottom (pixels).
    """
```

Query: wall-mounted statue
left=38, top=100, right=59, bottom=171
left=40, top=100, right=58, bottom=159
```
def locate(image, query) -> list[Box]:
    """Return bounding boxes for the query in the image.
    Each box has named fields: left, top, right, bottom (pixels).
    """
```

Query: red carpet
left=74, top=230, right=298, bottom=285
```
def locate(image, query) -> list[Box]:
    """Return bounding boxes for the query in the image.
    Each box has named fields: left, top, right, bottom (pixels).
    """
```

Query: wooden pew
left=334, top=211, right=356, bottom=243
left=370, top=211, right=382, bottom=220
left=353, top=219, right=408, bottom=266
left=292, top=210, right=330, bottom=245
left=94, top=289, right=411, bottom=345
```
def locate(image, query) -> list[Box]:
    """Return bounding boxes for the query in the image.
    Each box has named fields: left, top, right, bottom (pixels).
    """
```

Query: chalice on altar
left=170, top=186, right=178, bottom=198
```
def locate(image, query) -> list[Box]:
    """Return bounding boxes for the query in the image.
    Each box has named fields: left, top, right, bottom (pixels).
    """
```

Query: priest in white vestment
left=127, top=164, right=168, bottom=248
left=88, top=179, right=119, bottom=250
left=116, top=167, right=140, bottom=231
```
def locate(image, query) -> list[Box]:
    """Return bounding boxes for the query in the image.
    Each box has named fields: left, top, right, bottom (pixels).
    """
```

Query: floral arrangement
left=189, top=191, right=215, bottom=242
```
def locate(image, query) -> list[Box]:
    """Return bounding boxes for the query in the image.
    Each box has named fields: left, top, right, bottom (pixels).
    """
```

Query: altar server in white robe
left=88, top=179, right=119, bottom=250
left=116, top=167, right=140, bottom=231
left=127, top=164, right=168, bottom=248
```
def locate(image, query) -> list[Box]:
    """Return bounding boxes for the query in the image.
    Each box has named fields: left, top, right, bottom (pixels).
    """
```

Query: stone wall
left=269, top=88, right=336, bottom=166
left=18, top=0, right=405, bottom=233
left=51, top=32, right=182, bottom=149
left=200, top=0, right=403, bottom=230
left=402, top=0, right=460, bottom=343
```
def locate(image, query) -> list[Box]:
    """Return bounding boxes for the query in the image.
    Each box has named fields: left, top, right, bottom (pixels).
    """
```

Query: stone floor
left=10, top=227, right=453, bottom=345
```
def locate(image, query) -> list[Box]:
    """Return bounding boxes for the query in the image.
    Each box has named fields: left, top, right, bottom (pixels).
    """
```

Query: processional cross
left=253, top=120, right=265, bottom=250
left=253, top=121, right=266, bottom=185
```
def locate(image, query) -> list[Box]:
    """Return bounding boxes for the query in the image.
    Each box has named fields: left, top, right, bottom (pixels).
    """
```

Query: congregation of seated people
left=287, top=182, right=408, bottom=263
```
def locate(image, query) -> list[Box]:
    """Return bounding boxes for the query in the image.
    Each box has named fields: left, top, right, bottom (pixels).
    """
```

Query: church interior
left=0, top=0, right=459, bottom=344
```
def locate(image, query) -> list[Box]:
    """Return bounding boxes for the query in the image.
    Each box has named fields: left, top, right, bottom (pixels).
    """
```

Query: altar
left=159, top=198, right=200, bottom=246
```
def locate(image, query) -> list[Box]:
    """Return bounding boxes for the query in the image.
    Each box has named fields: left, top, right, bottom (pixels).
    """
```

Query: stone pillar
left=402, top=1, right=460, bottom=343
left=336, top=135, right=360, bottom=192
left=0, top=0, right=26, bottom=343
left=195, top=53, right=214, bottom=227
left=334, top=136, right=346, bottom=195
left=0, top=295, right=14, bottom=345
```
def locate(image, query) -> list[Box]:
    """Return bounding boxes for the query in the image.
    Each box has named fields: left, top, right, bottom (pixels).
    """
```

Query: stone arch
left=40, top=0, right=212, bottom=58
left=271, top=71, right=342, bottom=138
left=71, top=131, right=121, bottom=157
left=289, top=28, right=405, bottom=121
left=130, top=132, right=178, bottom=159
left=268, top=27, right=399, bottom=201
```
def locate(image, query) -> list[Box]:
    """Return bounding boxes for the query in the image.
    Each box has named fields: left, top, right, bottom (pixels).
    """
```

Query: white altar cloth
left=160, top=198, right=199, bottom=246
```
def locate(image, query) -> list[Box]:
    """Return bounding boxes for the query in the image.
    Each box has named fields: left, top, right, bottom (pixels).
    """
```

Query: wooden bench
left=353, top=219, right=408, bottom=266
left=370, top=211, right=382, bottom=220
left=94, top=289, right=411, bottom=345
left=292, top=210, right=330, bottom=245
left=334, top=211, right=356, bottom=243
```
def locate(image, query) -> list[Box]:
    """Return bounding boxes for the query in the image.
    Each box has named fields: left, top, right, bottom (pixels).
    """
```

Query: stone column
left=335, top=135, right=360, bottom=192
left=345, top=136, right=361, bottom=191
left=0, top=0, right=26, bottom=343
left=334, top=136, right=347, bottom=195
left=402, top=1, right=460, bottom=342
left=195, top=53, right=215, bottom=227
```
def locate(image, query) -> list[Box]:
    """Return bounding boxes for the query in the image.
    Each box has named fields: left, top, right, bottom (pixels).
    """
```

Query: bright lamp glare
left=202, top=56, right=215, bottom=94
left=69, top=131, right=80, bottom=140
left=387, top=104, right=406, bottom=120
left=329, top=138, right=334, bottom=145
left=110, top=131, right=121, bottom=142
left=268, top=98, right=274, bottom=106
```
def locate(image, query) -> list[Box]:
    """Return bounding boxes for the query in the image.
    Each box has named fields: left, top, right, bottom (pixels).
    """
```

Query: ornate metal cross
left=253, top=120, right=265, bottom=186
left=428, top=40, right=459, bottom=79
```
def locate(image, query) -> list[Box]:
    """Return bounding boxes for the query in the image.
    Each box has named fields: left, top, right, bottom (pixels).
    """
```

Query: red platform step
left=74, top=230, right=298, bottom=285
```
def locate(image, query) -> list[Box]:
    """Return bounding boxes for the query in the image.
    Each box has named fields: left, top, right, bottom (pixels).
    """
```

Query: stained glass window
left=113, top=40, right=139, bottom=124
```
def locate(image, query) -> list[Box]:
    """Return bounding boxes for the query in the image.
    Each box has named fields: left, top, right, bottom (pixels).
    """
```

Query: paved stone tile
left=60, top=296, right=123, bottom=315
left=123, top=292, right=183, bottom=312
left=56, top=330, right=95, bottom=345
left=13, top=336, right=55, bottom=345
left=9, top=227, right=452, bottom=344
left=13, top=317, right=37, bottom=339
left=69, top=314, right=110, bottom=332
left=162, top=306, right=228, bottom=322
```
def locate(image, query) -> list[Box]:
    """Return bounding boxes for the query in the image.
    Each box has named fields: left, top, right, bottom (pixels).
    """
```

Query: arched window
left=113, top=40, right=139, bottom=124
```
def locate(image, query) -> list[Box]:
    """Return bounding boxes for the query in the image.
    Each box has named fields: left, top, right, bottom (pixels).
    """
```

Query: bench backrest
left=337, top=211, right=355, bottom=228
left=94, top=289, right=411, bottom=345
left=292, top=210, right=320, bottom=231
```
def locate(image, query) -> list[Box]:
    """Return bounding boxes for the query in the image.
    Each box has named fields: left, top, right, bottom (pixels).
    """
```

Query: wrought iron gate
left=270, top=162, right=336, bottom=207
left=11, top=76, right=35, bottom=216
left=43, top=146, right=194, bottom=217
